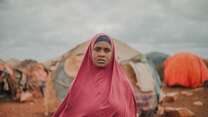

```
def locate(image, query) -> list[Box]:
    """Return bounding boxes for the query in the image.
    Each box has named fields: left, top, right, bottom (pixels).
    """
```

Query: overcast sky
left=0, top=0, right=208, bottom=61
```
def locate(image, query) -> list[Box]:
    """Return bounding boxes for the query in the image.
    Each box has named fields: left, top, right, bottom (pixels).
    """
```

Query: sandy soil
left=0, top=77, right=59, bottom=117
left=0, top=98, right=52, bottom=117
left=0, top=81, right=207, bottom=117
left=159, top=87, right=208, bottom=117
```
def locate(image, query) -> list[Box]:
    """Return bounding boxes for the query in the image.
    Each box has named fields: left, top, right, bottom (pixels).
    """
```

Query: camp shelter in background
left=146, top=52, right=169, bottom=66
left=164, top=52, right=208, bottom=88
left=49, top=39, right=161, bottom=114
left=51, top=39, right=143, bottom=100
left=5, top=58, right=21, bottom=67
left=146, top=52, right=169, bottom=81
left=0, top=58, right=52, bottom=102
left=121, top=55, right=161, bottom=112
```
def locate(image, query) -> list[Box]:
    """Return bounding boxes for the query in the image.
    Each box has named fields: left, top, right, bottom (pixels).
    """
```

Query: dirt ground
left=0, top=78, right=59, bottom=117
left=0, top=87, right=207, bottom=117
left=0, top=98, right=53, bottom=117
left=159, top=87, right=208, bottom=117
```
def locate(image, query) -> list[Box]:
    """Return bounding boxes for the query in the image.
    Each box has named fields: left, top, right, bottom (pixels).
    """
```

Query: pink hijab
left=53, top=33, right=137, bottom=117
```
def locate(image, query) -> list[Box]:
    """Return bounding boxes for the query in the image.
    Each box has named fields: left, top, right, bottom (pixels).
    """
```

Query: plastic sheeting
left=164, top=52, right=208, bottom=88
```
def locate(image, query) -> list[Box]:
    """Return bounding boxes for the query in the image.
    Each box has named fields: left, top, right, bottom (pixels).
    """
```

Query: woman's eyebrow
left=94, top=46, right=101, bottom=49
left=94, top=46, right=101, bottom=51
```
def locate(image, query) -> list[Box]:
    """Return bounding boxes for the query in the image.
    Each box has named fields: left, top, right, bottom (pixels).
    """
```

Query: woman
left=53, top=33, right=137, bottom=117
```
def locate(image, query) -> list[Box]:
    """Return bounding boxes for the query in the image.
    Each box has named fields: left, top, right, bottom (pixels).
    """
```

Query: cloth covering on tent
left=164, top=52, right=208, bottom=88
left=52, top=39, right=144, bottom=101
left=146, top=52, right=169, bottom=66
left=146, top=59, right=161, bottom=99
left=0, top=64, right=19, bottom=100
left=53, top=61, right=74, bottom=101
left=146, top=52, right=169, bottom=81
left=129, top=62, right=158, bottom=111
left=53, top=33, right=137, bottom=117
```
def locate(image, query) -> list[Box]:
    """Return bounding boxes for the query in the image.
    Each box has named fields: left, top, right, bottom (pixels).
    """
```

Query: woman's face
left=92, top=41, right=113, bottom=68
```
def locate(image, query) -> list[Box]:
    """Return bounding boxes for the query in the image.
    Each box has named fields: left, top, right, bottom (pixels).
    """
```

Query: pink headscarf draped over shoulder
left=53, top=33, right=137, bottom=117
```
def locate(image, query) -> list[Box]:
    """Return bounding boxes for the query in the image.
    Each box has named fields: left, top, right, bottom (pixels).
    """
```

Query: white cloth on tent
left=129, top=62, right=158, bottom=111
left=129, top=62, right=155, bottom=92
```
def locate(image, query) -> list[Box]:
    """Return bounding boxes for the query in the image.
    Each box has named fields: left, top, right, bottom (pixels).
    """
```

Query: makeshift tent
left=51, top=40, right=141, bottom=99
left=51, top=39, right=161, bottom=115
left=146, top=59, right=162, bottom=100
left=17, top=59, right=38, bottom=70
left=146, top=52, right=169, bottom=66
left=0, top=59, right=51, bottom=101
left=146, top=52, right=169, bottom=81
left=122, top=54, right=161, bottom=100
left=52, top=39, right=144, bottom=100
left=53, top=61, right=73, bottom=100
left=5, top=58, right=21, bottom=68
left=127, top=61, right=160, bottom=111
left=164, top=52, right=208, bottom=88
left=0, top=63, right=17, bottom=100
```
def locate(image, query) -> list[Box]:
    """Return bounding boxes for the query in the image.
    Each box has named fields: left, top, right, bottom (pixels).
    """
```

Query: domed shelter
left=164, top=52, right=208, bottom=88
left=5, top=58, right=21, bottom=68
left=52, top=39, right=143, bottom=100
left=146, top=52, right=169, bottom=66
left=146, top=52, right=169, bottom=81
left=51, top=39, right=162, bottom=115
left=121, top=54, right=161, bottom=112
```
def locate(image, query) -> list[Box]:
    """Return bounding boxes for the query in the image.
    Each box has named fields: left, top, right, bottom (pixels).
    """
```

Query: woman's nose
left=98, top=50, right=106, bottom=57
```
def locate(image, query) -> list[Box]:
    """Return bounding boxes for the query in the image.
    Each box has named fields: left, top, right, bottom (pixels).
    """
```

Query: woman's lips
left=97, top=59, right=106, bottom=64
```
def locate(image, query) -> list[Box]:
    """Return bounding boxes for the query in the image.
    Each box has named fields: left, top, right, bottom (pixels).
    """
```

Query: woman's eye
left=94, top=47, right=101, bottom=52
left=104, top=48, right=111, bottom=53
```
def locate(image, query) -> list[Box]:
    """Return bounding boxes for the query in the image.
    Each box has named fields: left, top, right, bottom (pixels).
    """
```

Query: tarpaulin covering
left=164, top=52, right=208, bottom=88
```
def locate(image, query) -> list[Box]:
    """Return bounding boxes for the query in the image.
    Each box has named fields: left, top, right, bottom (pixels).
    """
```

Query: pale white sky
left=0, top=0, right=208, bottom=61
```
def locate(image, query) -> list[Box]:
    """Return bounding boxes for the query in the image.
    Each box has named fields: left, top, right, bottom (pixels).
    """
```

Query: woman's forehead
left=93, top=41, right=112, bottom=48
